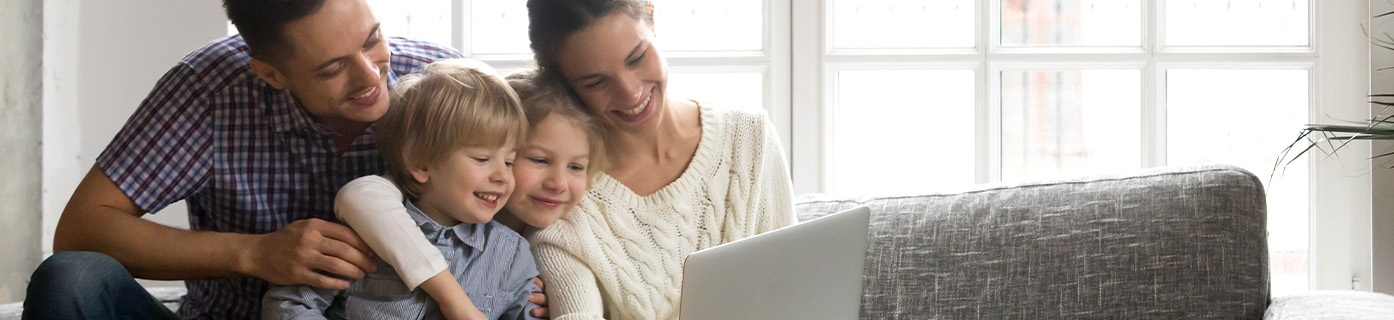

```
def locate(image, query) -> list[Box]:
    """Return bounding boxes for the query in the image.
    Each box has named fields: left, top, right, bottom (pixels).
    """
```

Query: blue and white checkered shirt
left=95, top=35, right=461, bottom=320
left=261, top=198, right=542, bottom=320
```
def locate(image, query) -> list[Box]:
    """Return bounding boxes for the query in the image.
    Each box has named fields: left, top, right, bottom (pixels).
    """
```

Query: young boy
left=261, top=58, right=540, bottom=320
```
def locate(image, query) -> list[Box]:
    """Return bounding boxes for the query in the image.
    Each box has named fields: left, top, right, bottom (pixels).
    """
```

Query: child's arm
left=335, top=176, right=481, bottom=318
left=261, top=284, right=339, bottom=320
left=336, top=176, right=449, bottom=288
left=419, top=269, right=488, bottom=320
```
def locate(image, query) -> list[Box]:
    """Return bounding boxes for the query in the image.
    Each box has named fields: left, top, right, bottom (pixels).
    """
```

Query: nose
left=489, top=161, right=510, bottom=184
left=541, top=166, right=565, bottom=192
left=349, top=52, right=381, bottom=88
left=613, top=71, right=644, bottom=106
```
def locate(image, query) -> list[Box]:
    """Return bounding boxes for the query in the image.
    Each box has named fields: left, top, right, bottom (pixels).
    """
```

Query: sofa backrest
left=795, top=165, right=1270, bottom=319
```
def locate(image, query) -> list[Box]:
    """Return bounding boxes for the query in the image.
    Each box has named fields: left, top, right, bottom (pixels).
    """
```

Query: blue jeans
left=23, top=251, right=179, bottom=320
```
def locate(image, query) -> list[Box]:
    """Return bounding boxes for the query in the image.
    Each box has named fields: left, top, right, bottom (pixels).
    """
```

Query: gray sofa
left=6, top=165, right=1393, bottom=319
left=794, top=164, right=1394, bottom=319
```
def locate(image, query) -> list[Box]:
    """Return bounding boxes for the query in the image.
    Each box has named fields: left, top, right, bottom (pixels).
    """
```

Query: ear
left=249, top=58, right=290, bottom=89
left=408, top=166, right=430, bottom=185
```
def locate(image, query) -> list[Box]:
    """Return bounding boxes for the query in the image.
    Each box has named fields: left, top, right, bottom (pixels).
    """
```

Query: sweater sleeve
left=531, top=230, right=607, bottom=320
left=334, top=175, right=448, bottom=290
left=743, top=111, right=798, bottom=233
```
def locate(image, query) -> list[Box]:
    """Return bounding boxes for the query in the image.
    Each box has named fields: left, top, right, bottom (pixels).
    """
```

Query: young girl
left=331, top=68, right=607, bottom=319
left=494, top=69, right=607, bottom=233
left=262, top=58, right=542, bottom=320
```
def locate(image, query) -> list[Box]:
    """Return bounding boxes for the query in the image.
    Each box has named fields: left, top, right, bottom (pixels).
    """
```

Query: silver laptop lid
left=679, top=206, right=872, bottom=320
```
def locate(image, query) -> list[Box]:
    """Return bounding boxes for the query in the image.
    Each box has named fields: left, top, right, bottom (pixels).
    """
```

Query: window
left=793, top=0, right=1335, bottom=294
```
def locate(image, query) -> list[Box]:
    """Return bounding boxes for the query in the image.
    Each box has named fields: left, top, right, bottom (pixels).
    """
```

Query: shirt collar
left=404, top=199, right=486, bottom=251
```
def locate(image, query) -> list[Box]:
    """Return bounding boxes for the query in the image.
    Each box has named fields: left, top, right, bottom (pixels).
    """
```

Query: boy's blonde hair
left=505, top=69, right=607, bottom=182
left=377, top=59, right=528, bottom=199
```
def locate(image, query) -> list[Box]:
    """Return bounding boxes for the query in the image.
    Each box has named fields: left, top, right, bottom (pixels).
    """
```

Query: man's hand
left=530, top=277, right=549, bottom=318
left=242, top=218, right=378, bottom=289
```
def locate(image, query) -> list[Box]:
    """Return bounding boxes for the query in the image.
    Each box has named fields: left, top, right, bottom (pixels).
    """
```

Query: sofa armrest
left=1264, top=290, right=1394, bottom=319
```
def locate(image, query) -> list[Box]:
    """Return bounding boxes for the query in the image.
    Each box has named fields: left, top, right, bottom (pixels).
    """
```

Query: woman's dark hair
left=222, top=0, right=328, bottom=63
left=527, top=0, right=652, bottom=75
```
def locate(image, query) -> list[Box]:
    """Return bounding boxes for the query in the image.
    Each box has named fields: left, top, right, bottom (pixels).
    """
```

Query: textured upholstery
left=1265, top=291, right=1394, bottom=319
left=796, top=165, right=1271, bottom=319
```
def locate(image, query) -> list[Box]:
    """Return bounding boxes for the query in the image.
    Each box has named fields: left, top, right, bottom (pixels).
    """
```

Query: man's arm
left=54, top=165, right=379, bottom=289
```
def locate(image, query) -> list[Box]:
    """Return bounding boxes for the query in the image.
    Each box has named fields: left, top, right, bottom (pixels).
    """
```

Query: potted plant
left=1275, top=10, right=1394, bottom=173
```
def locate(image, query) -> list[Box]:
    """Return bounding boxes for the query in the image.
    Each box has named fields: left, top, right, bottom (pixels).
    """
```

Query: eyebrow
left=573, top=40, right=648, bottom=83
left=311, top=23, right=382, bottom=72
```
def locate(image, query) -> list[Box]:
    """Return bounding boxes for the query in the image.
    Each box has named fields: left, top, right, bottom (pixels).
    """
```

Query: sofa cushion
left=1264, top=290, right=1394, bottom=319
left=795, top=165, right=1269, bottom=319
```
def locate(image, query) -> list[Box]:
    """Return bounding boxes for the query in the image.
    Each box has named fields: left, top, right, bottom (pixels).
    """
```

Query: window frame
left=793, top=0, right=1372, bottom=292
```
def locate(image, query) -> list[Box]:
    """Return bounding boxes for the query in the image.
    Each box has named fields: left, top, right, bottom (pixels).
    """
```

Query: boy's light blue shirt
left=262, top=199, right=542, bottom=320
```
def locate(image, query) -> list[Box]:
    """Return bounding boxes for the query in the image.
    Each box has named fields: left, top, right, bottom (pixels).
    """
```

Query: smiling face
left=410, top=142, right=517, bottom=226
left=248, top=0, right=390, bottom=136
left=506, top=114, right=591, bottom=228
left=555, top=12, right=668, bottom=136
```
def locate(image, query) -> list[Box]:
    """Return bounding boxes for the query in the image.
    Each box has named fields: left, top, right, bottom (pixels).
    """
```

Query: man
left=23, top=1, right=543, bottom=319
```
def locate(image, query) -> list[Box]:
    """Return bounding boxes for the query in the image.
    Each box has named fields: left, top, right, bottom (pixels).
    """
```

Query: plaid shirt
left=95, top=35, right=461, bottom=320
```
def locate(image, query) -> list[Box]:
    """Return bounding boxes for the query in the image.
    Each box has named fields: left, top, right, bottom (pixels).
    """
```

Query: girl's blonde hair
left=376, top=59, right=528, bottom=199
left=505, top=69, right=607, bottom=182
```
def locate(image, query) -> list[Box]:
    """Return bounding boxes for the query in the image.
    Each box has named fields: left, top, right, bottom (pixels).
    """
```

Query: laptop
left=678, top=206, right=872, bottom=320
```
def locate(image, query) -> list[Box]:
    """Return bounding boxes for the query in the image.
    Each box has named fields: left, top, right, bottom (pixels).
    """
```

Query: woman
left=524, top=0, right=796, bottom=319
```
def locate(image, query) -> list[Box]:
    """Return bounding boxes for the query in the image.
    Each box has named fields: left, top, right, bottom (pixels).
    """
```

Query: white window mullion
left=1144, top=0, right=1161, bottom=168
left=1143, top=59, right=1163, bottom=168
left=452, top=0, right=465, bottom=51
left=791, top=0, right=825, bottom=194
left=766, top=0, right=792, bottom=156
left=985, top=60, right=1002, bottom=183
left=985, top=0, right=998, bottom=183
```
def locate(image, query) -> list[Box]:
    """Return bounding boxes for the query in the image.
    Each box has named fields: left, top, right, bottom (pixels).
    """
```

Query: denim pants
left=23, top=251, right=179, bottom=320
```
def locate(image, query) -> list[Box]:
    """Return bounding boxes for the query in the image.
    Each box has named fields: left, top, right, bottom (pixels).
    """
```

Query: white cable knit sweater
left=531, top=104, right=797, bottom=320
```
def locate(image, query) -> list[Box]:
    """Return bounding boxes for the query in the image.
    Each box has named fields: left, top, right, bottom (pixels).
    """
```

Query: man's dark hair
left=222, top=0, right=329, bottom=63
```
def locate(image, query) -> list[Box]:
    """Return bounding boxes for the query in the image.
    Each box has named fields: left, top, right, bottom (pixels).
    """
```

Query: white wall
left=42, top=0, right=225, bottom=288
left=1371, top=0, right=1394, bottom=294
left=3, top=0, right=44, bottom=305
left=1310, top=0, right=1376, bottom=293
